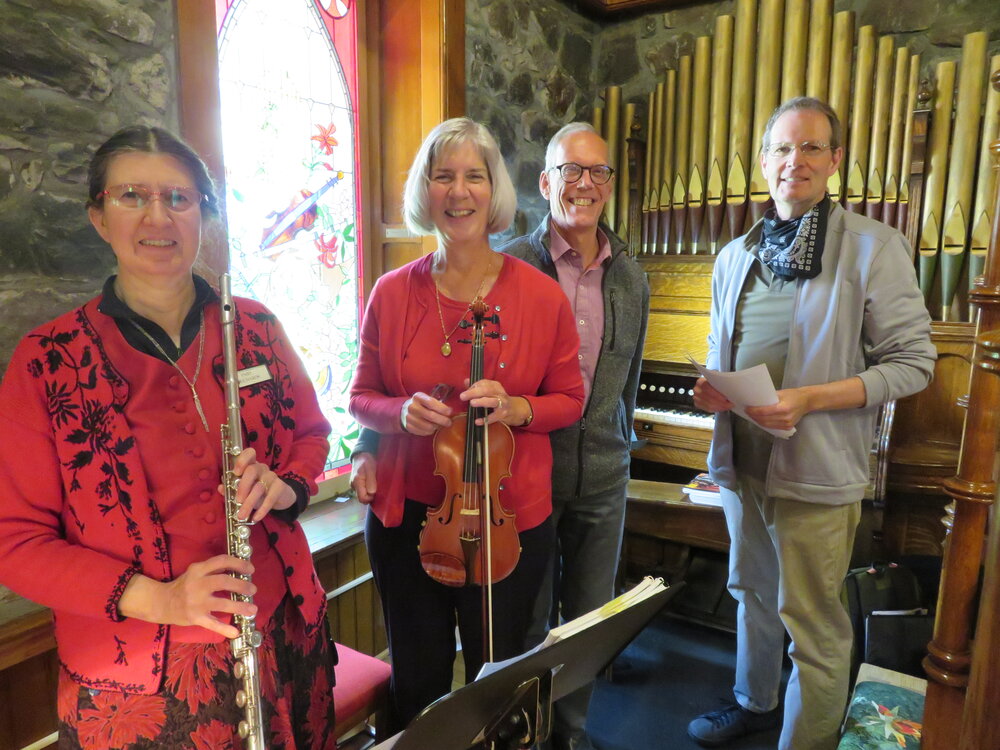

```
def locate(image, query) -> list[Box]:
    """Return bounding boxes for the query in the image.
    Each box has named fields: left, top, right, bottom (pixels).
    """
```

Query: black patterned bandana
left=758, top=197, right=831, bottom=280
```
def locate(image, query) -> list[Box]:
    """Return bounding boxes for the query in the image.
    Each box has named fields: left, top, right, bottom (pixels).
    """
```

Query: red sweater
left=0, top=296, right=330, bottom=693
left=349, top=253, right=584, bottom=530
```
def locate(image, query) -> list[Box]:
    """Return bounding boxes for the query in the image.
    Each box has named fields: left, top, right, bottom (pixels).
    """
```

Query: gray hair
left=402, top=117, right=516, bottom=236
left=545, top=122, right=603, bottom=170
left=762, top=96, right=842, bottom=151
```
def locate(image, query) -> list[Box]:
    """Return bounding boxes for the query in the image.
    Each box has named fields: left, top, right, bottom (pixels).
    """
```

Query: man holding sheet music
left=687, top=97, right=935, bottom=750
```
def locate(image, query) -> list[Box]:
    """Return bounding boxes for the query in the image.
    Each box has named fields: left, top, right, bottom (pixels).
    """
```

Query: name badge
left=237, top=364, right=272, bottom=388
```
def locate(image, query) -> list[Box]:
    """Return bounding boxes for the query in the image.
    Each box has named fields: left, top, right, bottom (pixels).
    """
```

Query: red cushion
left=333, top=644, right=392, bottom=732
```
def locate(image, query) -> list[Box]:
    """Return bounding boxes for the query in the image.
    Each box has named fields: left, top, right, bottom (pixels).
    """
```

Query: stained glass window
left=217, top=0, right=361, bottom=471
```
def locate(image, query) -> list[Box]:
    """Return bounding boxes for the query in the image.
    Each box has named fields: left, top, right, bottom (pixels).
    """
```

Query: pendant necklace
left=434, top=255, right=495, bottom=357
left=124, top=309, right=210, bottom=432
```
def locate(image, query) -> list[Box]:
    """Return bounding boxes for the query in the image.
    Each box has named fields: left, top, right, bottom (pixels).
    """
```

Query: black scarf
left=758, top=197, right=831, bottom=280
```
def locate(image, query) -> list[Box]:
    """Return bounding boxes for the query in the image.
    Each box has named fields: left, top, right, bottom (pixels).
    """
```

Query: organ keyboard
left=629, top=256, right=716, bottom=472
left=632, top=370, right=714, bottom=471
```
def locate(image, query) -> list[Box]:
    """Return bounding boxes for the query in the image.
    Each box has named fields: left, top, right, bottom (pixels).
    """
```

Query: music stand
left=372, top=582, right=680, bottom=750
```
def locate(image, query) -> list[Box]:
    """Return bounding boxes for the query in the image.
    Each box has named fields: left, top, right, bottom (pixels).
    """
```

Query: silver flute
left=220, top=273, right=267, bottom=749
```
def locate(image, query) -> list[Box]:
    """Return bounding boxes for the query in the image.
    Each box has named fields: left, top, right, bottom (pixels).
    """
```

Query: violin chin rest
left=420, top=553, right=467, bottom=587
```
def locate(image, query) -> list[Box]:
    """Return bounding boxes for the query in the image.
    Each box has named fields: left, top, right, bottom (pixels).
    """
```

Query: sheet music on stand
left=372, top=577, right=679, bottom=750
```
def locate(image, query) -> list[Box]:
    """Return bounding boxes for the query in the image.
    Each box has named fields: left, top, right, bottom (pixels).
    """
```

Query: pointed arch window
left=217, top=0, right=362, bottom=470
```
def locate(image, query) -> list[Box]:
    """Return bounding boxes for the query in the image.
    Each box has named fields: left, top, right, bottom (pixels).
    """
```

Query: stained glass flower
left=311, top=123, right=338, bottom=155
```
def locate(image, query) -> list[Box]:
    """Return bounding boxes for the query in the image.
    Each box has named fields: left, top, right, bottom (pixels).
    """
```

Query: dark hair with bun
left=87, top=125, right=220, bottom=216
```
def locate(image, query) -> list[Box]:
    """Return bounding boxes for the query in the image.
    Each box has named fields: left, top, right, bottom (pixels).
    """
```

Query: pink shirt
left=549, top=225, right=612, bottom=405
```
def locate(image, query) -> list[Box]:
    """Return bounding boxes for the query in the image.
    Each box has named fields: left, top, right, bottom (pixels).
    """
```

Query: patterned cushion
left=837, top=680, right=924, bottom=749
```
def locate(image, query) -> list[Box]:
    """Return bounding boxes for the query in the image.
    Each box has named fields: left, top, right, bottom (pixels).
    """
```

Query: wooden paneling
left=372, top=0, right=465, bottom=286
left=0, top=650, right=57, bottom=750
left=624, top=480, right=729, bottom=553
left=640, top=257, right=714, bottom=368
left=631, top=422, right=711, bottom=470
left=175, top=0, right=228, bottom=278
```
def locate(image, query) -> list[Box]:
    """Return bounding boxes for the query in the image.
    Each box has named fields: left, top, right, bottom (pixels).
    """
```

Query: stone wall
left=0, top=0, right=177, bottom=370
left=466, top=0, right=602, bottom=235
left=467, top=0, right=1000, bottom=234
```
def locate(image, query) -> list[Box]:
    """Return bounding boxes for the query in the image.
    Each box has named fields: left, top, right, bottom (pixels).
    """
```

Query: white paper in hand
left=687, top=356, right=795, bottom=439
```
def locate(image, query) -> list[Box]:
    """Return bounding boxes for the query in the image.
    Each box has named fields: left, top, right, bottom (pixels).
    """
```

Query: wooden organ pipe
left=919, top=60, right=956, bottom=305
left=657, top=70, right=676, bottom=254
left=617, top=101, right=637, bottom=238
left=845, top=25, right=876, bottom=213
left=647, top=83, right=663, bottom=254
left=748, top=0, right=784, bottom=221
left=865, top=35, right=896, bottom=221
left=725, top=0, right=757, bottom=242
left=969, top=54, right=1000, bottom=312
left=672, top=55, right=692, bottom=253
left=827, top=11, right=856, bottom=201
left=805, top=0, right=832, bottom=101
left=781, top=0, right=808, bottom=102
left=897, top=54, right=922, bottom=239
left=688, top=35, right=712, bottom=253
left=708, top=14, right=734, bottom=254
left=882, top=47, right=911, bottom=228
left=940, top=32, right=988, bottom=321
left=642, top=90, right=655, bottom=254
left=605, top=85, right=621, bottom=231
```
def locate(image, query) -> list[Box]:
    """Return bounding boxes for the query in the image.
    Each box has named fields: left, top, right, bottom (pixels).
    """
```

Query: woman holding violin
left=349, top=118, right=584, bottom=730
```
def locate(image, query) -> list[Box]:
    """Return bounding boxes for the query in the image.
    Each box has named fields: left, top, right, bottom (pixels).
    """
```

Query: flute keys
left=238, top=719, right=250, bottom=737
left=236, top=689, right=248, bottom=708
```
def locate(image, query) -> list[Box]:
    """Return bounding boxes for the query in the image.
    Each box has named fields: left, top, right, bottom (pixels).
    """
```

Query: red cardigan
left=349, top=253, right=584, bottom=530
left=0, top=295, right=330, bottom=693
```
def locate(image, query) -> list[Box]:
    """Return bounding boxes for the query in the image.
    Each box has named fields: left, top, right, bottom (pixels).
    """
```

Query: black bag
left=842, top=562, right=923, bottom=674
left=864, top=611, right=934, bottom=677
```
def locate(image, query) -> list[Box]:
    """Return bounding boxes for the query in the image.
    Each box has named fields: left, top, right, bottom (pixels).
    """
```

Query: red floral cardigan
left=0, top=295, right=330, bottom=694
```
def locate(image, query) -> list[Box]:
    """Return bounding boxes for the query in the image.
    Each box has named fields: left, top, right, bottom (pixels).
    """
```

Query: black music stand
left=372, top=582, right=680, bottom=750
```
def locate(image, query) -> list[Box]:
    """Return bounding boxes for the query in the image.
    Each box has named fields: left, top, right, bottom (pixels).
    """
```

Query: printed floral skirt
left=57, top=596, right=338, bottom=749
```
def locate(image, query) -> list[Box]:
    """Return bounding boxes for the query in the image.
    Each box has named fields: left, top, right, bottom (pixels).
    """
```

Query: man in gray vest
left=351, top=122, right=648, bottom=750
left=686, top=97, right=935, bottom=749
left=498, top=122, right=648, bottom=750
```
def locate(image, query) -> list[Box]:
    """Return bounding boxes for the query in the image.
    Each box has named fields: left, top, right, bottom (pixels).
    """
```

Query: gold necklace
left=124, top=309, right=210, bottom=432
left=433, top=255, right=495, bottom=357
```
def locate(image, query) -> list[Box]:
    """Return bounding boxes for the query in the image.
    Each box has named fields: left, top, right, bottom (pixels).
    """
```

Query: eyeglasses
left=763, top=141, right=833, bottom=159
left=100, top=184, right=205, bottom=212
left=549, top=162, right=615, bottom=185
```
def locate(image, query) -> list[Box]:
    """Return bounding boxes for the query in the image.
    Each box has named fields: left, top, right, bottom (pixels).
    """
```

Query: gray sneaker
left=686, top=704, right=781, bottom=747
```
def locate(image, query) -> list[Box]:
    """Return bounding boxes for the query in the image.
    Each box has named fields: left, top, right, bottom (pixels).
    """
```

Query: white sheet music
left=687, top=355, right=796, bottom=439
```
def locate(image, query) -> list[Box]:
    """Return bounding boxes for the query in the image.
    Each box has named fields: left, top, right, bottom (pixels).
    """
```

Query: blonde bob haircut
left=402, top=117, right=517, bottom=237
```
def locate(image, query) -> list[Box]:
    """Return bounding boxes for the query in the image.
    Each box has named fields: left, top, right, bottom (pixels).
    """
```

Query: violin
left=418, top=297, right=521, bottom=599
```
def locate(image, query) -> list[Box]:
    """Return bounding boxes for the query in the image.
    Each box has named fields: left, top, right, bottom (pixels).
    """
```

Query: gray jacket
left=707, top=203, right=935, bottom=504
left=498, top=216, right=649, bottom=498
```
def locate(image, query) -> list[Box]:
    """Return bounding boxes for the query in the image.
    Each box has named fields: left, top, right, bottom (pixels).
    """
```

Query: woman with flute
left=0, top=126, right=337, bottom=749
left=349, top=117, right=584, bottom=731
